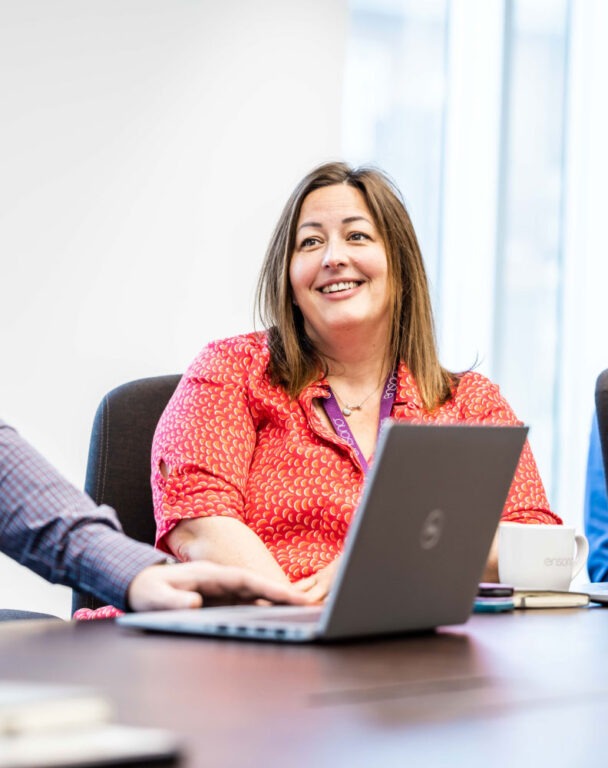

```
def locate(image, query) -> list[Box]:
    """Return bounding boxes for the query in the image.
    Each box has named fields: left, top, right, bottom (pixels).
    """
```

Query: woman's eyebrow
left=342, top=215, right=370, bottom=225
left=297, top=220, right=322, bottom=231
left=297, top=215, right=370, bottom=232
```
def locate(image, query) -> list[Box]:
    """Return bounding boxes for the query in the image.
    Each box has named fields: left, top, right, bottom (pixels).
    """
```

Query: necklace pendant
left=342, top=407, right=352, bottom=417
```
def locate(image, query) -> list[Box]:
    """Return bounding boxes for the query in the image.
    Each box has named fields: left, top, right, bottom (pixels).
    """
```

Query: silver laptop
left=118, top=422, right=527, bottom=642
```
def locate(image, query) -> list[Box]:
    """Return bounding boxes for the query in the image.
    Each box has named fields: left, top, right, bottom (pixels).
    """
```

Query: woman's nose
left=322, top=241, right=347, bottom=268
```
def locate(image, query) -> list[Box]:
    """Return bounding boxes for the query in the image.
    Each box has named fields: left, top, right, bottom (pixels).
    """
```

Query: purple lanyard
left=322, top=370, right=398, bottom=473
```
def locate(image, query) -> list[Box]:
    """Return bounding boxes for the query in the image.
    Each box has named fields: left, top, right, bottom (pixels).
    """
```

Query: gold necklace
left=330, top=379, right=383, bottom=417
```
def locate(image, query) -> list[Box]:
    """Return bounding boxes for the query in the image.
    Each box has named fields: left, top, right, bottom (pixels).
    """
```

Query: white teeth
left=320, top=281, right=359, bottom=294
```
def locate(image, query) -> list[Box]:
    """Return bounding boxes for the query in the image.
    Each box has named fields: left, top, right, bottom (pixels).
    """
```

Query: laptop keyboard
left=253, top=608, right=323, bottom=623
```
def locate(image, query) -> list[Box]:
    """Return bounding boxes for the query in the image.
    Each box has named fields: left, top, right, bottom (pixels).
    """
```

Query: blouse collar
left=299, top=360, right=425, bottom=411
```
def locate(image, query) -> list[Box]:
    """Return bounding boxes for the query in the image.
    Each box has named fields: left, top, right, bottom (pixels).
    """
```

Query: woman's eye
left=348, top=231, right=370, bottom=241
left=300, top=237, right=320, bottom=248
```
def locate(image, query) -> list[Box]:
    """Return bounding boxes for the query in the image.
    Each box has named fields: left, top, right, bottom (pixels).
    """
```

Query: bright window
left=344, top=0, right=577, bottom=516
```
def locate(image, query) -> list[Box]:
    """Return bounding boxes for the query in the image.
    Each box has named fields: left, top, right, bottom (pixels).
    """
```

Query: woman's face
left=289, top=183, right=391, bottom=350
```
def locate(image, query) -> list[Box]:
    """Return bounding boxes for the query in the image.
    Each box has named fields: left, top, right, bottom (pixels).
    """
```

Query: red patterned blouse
left=73, top=331, right=560, bottom=620
left=153, top=332, right=560, bottom=576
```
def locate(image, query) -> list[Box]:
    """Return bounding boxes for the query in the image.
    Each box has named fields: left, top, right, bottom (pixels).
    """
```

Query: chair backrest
left=596, top=369, right=608, bottom=487
left=71, top=374, right=181, bottom=614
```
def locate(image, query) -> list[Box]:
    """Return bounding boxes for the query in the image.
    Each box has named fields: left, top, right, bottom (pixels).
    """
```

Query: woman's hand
left=293, top=557, right=341, bottom=602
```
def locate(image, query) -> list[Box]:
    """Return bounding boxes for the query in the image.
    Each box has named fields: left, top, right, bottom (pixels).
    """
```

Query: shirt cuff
left=67, top=523, right=169, bottom=611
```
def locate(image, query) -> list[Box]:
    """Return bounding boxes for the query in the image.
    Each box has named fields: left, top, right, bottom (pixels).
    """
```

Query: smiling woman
left=75, top=162, right=562, bottom=620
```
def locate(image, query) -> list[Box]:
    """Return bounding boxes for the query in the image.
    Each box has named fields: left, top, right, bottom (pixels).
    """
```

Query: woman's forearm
left=165, top=516, right=290, bottom=584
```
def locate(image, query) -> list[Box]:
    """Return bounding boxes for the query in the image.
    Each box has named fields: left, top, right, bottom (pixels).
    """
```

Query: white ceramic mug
left=498, top=523, right=589, bottom=590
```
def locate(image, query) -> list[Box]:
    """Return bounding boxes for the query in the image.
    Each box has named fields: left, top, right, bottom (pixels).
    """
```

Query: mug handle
left=572, top=534, right=589, bottom=580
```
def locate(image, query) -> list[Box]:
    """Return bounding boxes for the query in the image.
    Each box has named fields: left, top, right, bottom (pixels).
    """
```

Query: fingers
left=300, top=582, right=329, bottom=603
left=128, top=566, right=204, bottom=612
left=128, top=561, right=316, bottom=613
left=153, top=585, right=203, bottom=611
left=225, top=569, right=313, bottom=604
left=293, top=575, right=330, bottom=603
left=158, top=562, right=313, bottom=605
left=293, top=575, right=317, bottom=593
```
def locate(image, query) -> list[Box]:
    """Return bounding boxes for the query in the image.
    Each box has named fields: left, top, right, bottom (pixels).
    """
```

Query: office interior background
left=1, top=0, right=607, bottom=619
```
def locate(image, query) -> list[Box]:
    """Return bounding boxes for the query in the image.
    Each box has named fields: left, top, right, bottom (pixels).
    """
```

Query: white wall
left=0, top=0, right=348, bottom=618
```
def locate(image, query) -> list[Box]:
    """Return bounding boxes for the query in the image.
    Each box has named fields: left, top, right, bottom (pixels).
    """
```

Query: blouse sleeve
left=152, top=337, right=258, bottom=551
left=456, top=373, right=562, bottom=525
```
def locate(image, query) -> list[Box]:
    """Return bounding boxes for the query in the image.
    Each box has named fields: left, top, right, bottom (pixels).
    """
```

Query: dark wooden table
left=0, top=607, right=606, bottom=767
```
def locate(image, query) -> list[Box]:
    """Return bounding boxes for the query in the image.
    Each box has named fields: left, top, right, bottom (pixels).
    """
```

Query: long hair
left=255, top=161, right=457, bottom=410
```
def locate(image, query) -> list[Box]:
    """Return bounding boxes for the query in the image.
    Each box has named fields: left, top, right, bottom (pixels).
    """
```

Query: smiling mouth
left=319, top=281, right=362, bottom=294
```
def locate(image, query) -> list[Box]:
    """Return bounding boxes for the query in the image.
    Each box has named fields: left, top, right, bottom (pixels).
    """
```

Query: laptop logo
left=420, top=509, right=444, bottom=550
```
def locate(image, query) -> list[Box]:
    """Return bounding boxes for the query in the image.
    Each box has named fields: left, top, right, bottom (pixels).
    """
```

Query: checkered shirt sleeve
left=0, top=420, right=164, bottom=611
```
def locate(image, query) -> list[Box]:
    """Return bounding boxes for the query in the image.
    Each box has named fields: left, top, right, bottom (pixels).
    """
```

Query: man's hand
left=127, top=561, right=314, bottom=612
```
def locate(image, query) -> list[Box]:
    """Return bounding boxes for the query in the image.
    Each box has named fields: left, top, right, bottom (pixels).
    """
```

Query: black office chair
left=596, top=369, right=608, bottom=483
left=71, top=374, right=182, bottom=614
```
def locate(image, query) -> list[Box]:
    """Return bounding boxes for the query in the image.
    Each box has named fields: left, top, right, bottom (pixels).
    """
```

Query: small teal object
left=473, top=596, right=514, bottom=613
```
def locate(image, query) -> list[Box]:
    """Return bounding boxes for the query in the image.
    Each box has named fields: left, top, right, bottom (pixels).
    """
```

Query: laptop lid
left=318, top=422, right=527, bottom=639
left=119, top=423, right=527, bottom=642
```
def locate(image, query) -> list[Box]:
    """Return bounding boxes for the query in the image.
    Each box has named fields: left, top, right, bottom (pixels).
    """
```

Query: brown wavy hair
left=255, top=161, right=457, bottom=410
